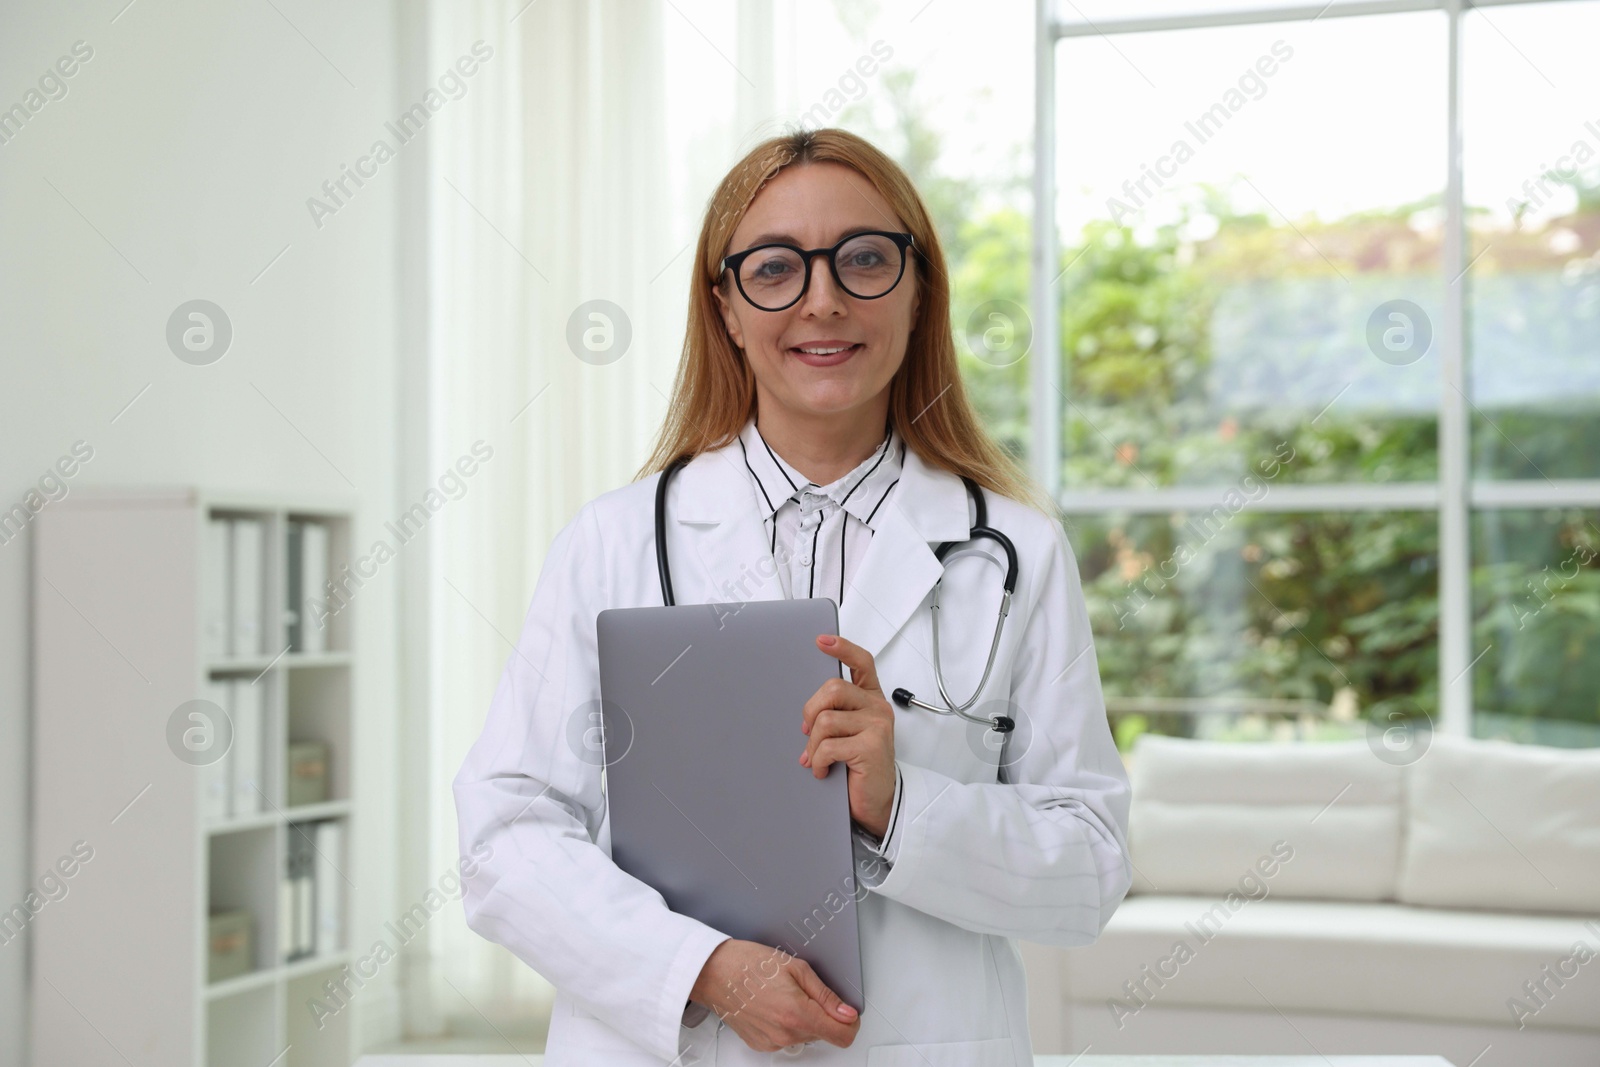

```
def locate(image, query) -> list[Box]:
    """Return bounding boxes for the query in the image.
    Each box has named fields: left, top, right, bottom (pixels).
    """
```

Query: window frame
left=1032, top=0, right=1600, bottom=738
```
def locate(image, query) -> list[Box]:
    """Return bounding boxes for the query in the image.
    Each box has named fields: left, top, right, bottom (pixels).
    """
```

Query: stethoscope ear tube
left=892, top=687, right=1015, bottom=733
left=656, top=454, right=693, bottom=606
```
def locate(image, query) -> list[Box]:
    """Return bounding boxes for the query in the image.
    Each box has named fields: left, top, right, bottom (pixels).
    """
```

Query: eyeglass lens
left=738, top=234, right=903, bottom=309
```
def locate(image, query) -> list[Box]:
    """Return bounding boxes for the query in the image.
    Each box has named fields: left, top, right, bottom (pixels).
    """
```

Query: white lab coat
left=452, top=433, right=1132, bottom=1066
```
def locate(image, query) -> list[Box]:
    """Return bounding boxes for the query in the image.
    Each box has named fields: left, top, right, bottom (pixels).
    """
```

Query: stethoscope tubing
left=654, top=453, right=1018, bottom=734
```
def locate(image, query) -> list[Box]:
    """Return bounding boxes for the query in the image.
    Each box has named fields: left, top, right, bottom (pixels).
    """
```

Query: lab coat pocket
left=864, top=1036, right=1016, bottom=1065
left=544, top=1012, right=668, bottom=1067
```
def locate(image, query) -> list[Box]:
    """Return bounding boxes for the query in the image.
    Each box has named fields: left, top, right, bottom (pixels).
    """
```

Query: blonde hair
left=636, top=127, right=1054, bottom=517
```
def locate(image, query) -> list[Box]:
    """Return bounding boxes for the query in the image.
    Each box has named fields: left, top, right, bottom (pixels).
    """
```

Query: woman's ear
left=712, top=281, right=744, bottom=350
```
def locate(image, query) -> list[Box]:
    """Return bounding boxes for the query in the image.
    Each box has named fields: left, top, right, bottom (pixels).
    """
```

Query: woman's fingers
left=803, top=735, right=862, bottom=777
left=787, top=958, right=860, bottom=1046
left=710, top=942, right=859, bottom=1053
left=802, top=677, right=875, bottom=735
left=816, top=633, right=881, bottom=693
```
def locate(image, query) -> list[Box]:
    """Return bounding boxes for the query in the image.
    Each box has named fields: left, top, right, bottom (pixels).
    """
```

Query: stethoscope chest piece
left=888, top=475, right=1019, bottom=735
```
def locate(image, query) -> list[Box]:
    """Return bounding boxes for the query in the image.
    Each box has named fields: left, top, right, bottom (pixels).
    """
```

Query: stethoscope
left=654, top=452, right=1020, bottom=734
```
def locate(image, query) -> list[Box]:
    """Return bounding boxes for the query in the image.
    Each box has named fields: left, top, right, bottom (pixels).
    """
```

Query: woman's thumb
left=796, top=964, right=858, bottom=1020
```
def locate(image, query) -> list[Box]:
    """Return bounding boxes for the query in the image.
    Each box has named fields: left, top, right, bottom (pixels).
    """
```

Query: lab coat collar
left=735, top=417, right=904, bottom=531
left=669, top=424, right=974, bottom=658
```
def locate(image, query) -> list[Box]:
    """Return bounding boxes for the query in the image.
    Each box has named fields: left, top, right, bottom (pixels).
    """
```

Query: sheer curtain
left=412, top=0, right=800, bottom=1035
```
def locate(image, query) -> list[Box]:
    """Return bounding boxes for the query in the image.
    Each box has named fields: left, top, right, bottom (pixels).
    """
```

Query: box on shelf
left=207, top=911, right=253, bottom=984
left=287, top=741, right=329, bottom=807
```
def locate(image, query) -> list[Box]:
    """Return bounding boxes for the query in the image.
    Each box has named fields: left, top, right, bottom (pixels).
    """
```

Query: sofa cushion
left=1398, top=734, right=1600, bottom=915
left=1059, top=894, right=1600, bottom=1031
left=1127, top=735, right=1403, bottom=901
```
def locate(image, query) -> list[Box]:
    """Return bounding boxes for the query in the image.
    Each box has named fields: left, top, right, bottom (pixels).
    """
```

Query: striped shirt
left=735, top=416, right=904, bottom=607
left=735, top=415, right=906, bottom=864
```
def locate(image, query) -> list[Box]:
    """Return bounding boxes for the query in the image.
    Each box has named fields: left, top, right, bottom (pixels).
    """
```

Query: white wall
left=0, top=1, right=409, bottom=1061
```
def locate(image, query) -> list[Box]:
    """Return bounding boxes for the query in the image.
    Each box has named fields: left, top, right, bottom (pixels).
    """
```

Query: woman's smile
left=789, top=339, right=864, bottom=367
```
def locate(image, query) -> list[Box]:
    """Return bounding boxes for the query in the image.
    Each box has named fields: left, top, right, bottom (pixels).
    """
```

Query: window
left=1036, top=0, right=1600, bottom=749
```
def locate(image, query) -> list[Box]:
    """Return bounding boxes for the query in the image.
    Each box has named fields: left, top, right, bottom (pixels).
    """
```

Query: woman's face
left=714, top=161, right=919, bottom=423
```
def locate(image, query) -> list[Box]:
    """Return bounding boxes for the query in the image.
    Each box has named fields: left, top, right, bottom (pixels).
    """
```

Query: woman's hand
left=801, top=634, right=896, bottom=839
left=691, top=939, right=860, bottom=1052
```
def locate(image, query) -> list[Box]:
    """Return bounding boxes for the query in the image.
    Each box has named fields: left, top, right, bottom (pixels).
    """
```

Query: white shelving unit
left=33, top=489, right=358, bottom=1067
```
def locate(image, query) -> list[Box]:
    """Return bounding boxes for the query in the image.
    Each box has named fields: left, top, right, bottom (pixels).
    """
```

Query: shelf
left=206, top=800, right=350, bottom=837
left=282, top=950, right=350, bottom=982
left=207, top=650, right=351, bottom=675
left=284, top=799, right=352, bottom=822
left=202, top=951, right=352, bottom=1002
left=206, top=810, right=280, bottom=835
left=282, top=651, right=352, bottom=669
left=205, top=965, right=278, bottom=1001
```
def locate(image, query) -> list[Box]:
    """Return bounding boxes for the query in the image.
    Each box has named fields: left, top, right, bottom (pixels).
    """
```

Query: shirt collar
left=736, top=416, right=904, bottom=529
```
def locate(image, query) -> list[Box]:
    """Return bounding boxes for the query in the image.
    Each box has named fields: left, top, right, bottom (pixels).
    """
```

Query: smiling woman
left=453, top=127, right=1131, bottom=1066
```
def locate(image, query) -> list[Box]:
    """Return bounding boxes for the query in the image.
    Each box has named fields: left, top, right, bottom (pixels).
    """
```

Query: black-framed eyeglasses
left=719, top=230, right=916, bottom=312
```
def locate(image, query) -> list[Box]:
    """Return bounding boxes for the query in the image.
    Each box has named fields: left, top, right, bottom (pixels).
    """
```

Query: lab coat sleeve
left=854, top=515, right=1133, bottom=947
left=849, top=761, right=903, bottom=860
left=452, top=501, right=732, bottom=1063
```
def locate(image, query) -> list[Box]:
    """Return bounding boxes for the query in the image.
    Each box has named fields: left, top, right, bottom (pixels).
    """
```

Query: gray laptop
left=595, top=598, right=865, bottom=1012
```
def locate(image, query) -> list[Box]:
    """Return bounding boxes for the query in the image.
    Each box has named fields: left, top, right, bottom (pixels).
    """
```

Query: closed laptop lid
left=595, top=598, right=865, bottom=1011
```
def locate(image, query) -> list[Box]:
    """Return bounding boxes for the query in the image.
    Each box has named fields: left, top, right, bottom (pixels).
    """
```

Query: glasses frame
left=719, top=230, right=917, bottom=312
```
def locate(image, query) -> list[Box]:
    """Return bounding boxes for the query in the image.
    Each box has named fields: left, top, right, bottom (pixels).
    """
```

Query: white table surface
left=356, top=1056, right=1457, bottom=1066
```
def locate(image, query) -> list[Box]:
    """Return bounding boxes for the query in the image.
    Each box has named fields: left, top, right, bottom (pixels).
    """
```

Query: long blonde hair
left=636, top=126, right=1053, bottom=517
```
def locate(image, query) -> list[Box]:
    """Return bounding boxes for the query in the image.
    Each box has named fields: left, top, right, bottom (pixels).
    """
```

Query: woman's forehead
left=733, top=163, right=902, bottom=246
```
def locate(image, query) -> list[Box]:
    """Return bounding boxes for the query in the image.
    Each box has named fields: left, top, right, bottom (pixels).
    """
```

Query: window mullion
left=1033, top=0, right=1062, bottom=500
left=1439, top=0, right=1473, bottom=738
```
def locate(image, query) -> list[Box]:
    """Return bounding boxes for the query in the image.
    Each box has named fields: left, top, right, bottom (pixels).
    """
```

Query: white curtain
left=414, top=0, right=798, bottom=1035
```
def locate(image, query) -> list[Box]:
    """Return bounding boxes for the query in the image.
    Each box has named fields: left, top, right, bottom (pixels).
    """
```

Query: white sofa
left=1021, top=733, right=1600, bottom=1066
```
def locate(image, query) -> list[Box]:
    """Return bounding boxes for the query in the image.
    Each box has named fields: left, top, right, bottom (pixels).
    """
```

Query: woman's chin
left=785, top=385, right=876, bottom=416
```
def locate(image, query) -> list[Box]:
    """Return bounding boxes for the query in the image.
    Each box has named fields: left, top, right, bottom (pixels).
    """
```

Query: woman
left=454, top=127, right=1131, bottom=1066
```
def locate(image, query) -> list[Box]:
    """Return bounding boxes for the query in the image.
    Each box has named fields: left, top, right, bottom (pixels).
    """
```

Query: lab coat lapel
left=669, top=444, right=788, bottom=606
left=838, top=444, right=971, bottom=659
left=670, top=435, right=973, bottom=659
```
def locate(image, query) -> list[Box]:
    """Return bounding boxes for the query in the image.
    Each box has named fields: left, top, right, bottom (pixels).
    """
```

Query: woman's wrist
left=690, top=939, right=733, bottom=1010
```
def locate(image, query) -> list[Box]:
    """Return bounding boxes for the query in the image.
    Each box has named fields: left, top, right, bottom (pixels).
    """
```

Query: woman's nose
left=797, top=254, right=849, bottom=316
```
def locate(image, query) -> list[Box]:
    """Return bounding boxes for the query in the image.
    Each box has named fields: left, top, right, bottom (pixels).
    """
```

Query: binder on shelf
left=202, top=518, right=231, bottom=657
left=295, top=866, right=314, bottom=957
left=278, top=877, right=296, bottom=962
left=229, top=518, right=265, bottom=657
left=285, top=521, right=304, bottom=652
left=229, top=679, right=264, bottom=817
left=313, top=820, right=343, bottom=954
left=285, top=828, right=316, bottom=959
left=299, top=521, right=330, bottom=654
left=200, top=679, right=232, bottom=823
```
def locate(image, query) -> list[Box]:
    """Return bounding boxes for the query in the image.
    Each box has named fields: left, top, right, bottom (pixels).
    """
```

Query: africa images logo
left=306, top=41, right=493, bottom=230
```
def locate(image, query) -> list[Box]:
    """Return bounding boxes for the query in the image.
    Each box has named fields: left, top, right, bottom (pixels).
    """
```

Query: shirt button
left=798, top=555, right=811, bottom=566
